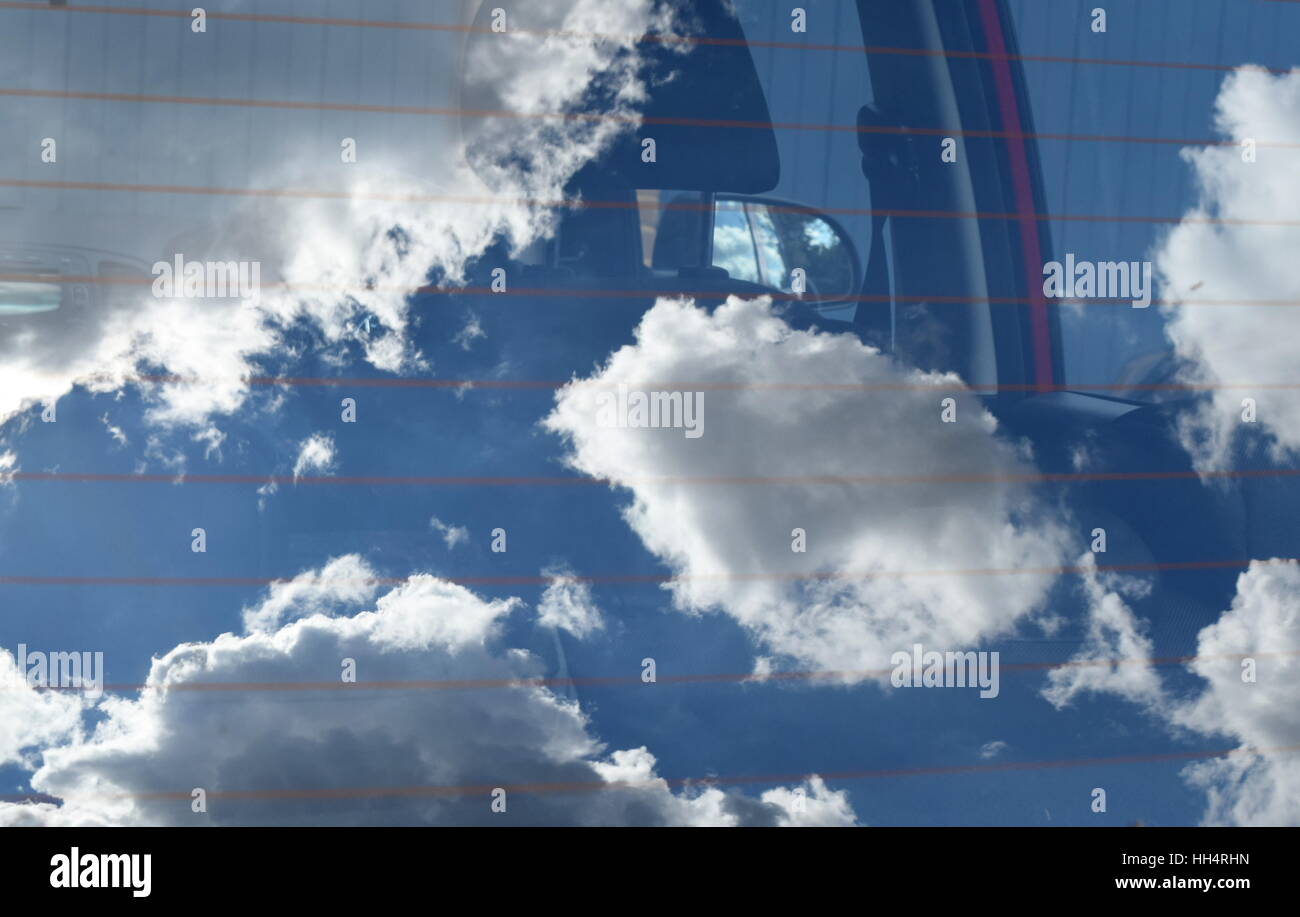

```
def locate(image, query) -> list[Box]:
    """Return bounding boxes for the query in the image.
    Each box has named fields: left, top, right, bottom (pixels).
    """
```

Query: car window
left=1005, top=0, right=1296, bottom=401
left=3, top=0, right=1300, bottom=841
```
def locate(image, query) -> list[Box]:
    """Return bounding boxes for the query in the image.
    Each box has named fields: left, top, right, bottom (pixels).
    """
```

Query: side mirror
left=711, top=196, right=861, bottom=304
left=0, top=280, right=62, bottom=316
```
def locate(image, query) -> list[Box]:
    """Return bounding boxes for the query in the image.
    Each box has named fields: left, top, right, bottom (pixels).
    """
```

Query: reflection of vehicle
left=661, top=194, right=862, bottom=307
left=458, top=0, right=1025, bottom=386
left=265, top=0, right=1270, bottom=667
left=452, top=0, right=1264, bottom=653
left=445, top=0, right=1079, bottom=683
left=1, top=245, right=93, bottom=327
left=0, top=243, right=148, bottom=334
left=7, top=0, right=1291, bottom=831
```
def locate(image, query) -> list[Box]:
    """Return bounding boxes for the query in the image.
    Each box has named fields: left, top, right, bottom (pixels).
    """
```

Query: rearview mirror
left=711, top=196, right=861, bottom=304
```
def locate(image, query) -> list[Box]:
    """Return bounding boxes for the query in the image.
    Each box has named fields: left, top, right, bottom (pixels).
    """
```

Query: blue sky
left=1, top=0, right=1298, bottom=827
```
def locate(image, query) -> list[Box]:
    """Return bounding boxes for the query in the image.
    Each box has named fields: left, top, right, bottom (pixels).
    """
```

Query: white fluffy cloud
left=1154, top=67, right=1300, bottom=467
left=1041, top=559, right=1300, bottom=825
left=537, top=568, right=605, bottom=638
left=1173, top=561, right=1300, bottom=825
left=292, top=433, right=337, bottom=481
left=1050, top=65, right=1300, bottom=824
left=0, top=649, right=88, bottom=770
left=0, top=0, right=676, bottom=439
left=0, top=556, right=855, bottom=827
left=543, top=296, right=1072, bottom=676
left=240, top=554, right=378, bottom=635
left=759, top=777, right=857, bottom=827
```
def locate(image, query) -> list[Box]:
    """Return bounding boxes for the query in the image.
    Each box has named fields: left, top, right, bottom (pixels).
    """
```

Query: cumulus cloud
left=537, top=568, right=605, bottom=638
left=0, top=648, right=88, bottom=769
left=1040, top=558, right=1300, bottom=825
left=292, top=433, right=338, bottom=481
left=759, top=776, right=858, bottom=827
left=240, top=554, right=379, bottom=635
left=0, top=0, right=678, bottom=440
left=543, top=296, right=1071, bottom=677
left=1154, top=67, right=1300, bottom=468
left=589, top=747, right=856, bottom=827
left=1172, top=561, right=1300, bottom=825
left=1, top=556, right=855, bottom=827
left=1043, top=67, right=1300, bottom=823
